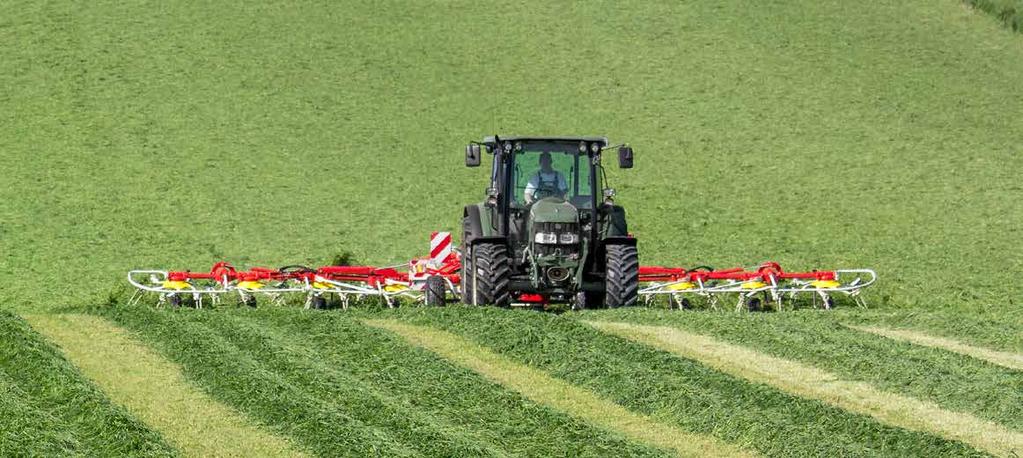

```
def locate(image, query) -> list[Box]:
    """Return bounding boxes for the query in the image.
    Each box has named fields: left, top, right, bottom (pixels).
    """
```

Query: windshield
left=511, top=147, right=593, bottom=208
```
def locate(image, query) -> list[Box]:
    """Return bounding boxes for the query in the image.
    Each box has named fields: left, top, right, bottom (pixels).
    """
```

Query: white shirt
left=524, top=170, right=568, bottom=201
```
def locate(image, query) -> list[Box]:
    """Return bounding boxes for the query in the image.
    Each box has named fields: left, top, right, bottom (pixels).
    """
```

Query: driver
left=524, top=152, right=568, bottom=203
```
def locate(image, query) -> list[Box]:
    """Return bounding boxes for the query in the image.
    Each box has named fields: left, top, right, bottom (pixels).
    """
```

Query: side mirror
left=617, top=145, right=634, bottom=169
left=465, top=144, right=482, bottom=167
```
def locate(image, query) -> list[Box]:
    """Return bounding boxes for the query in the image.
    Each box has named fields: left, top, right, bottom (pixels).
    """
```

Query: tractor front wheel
left=604, top=244, right=639, bottom=308
left=471, top=243, right=511, bottom=307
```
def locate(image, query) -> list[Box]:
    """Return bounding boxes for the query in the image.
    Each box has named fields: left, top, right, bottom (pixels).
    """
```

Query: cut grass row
left=591, top=309, right=1023, bottom=431
left=589, top=320, right=1022, bottom=457
left=0, top=310, right=175, bottom=457
left=965, top=0, right=1023, bottom=32
left=367, top=319, right=751, bottom=458
left=392, top=307, right=983, bottom=457
left=26, top=314, right=307, bottom=458
left=98, top=306, right=672, bottom=457
left=849, top=325, right=1023, bottom=371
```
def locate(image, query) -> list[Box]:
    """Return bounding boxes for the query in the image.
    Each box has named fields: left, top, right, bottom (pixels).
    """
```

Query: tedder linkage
left=638, top=262, right=876, bottom=311
left=128, top=232, right=875, bottom=311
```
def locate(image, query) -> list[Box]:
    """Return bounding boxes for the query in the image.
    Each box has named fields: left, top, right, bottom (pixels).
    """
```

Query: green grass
left=1, top=0, right=1021, bottom=313
left=2, top=0, right=1022, bottom=455
left=98, top=305, right=673, bottom=457
left=965, top=0, right=1023, bottom=31
left=393, top=307, right=985, bottom=457
left=0, top=310, right=176, bottom=457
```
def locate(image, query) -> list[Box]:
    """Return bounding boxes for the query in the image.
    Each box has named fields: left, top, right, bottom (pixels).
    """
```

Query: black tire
left=746, top=297, right=762, bottom=312
left=425, top=275, right=447, bottom=306
left=310, top=295, right=327, bottom=310
left=472, top=243, right=511, bottom=307
left=243, top=296, right=257, bottom=308
left=460, top=247, right=474, bottom=305
left=167, top=294, right=182, bottom=308
left=604, top=244, right=639, bottom=308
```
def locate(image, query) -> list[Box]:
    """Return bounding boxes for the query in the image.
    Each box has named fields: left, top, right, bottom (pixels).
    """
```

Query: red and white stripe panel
left=429, top=231, right=454, bottom=267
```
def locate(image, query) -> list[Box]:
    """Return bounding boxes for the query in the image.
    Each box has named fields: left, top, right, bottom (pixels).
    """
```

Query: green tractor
left=461, top=136, right=638, bottom=309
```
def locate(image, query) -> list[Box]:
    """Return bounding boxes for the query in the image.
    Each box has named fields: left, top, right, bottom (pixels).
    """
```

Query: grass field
left=1, top=0, right=1021, bottom=456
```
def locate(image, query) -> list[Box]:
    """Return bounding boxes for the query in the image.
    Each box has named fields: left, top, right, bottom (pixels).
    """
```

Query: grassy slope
left=0, top=311, right=175, bottom=457
left=99, top=306, right=672, bottom=457
left=394, top=307, right=984, bottom=457
left=0, top=0, right=1021, bottom=313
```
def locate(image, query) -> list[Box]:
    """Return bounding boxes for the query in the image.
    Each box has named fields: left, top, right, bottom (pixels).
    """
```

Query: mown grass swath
left=842, top=308, right=1023, bottom=354
left=395, top=307, right=983, bottom=457
left=98, top=306, right=672, bottom=457
left=591, top=309, right=1023, bottom=430
left=964, top=0, right=1023, bottom=32
left=27, top=314, right=307, bottom=458
left=0, top=310, right=175, bottom=457
left=366, top=319, right=752, bottom=458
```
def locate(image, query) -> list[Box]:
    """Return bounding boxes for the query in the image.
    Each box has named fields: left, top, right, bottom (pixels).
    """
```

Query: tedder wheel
left=167, top=294, right=182, bottom=308
left=669, top=295, right=691, bottom=310
left=604, top=244, right=639, bottom=308
left=244, top=296, right=257, bottom=308
left=471, top=243, right=511, bottom=307
left=310, top=295, right=328, bottom=310
left=425, top=275, right=447, bottom=306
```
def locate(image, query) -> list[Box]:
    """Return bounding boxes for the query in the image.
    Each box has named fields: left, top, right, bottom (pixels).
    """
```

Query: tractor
left=459, top=136, right=638, bottom=309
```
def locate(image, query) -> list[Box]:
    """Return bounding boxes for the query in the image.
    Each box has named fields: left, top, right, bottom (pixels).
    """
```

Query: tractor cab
left=462, top=136, right=638, bottom=309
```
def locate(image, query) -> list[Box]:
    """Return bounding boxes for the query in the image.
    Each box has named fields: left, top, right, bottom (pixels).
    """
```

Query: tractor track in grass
left=0, top=311, right=175, bottom=457
left=848, top=325, right=1023, bottom=372
left=100, top=306, right=673, bottom=457
left=399, top=307, right=986, bottom=457
left=588, top=320, right=1023, bottom=458
left=26, top=314, right=307, bottom=458
left=365, top=318, right=753, bottom=458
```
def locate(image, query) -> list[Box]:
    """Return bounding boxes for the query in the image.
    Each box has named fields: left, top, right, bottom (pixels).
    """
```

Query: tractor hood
left=529, top=198, right=578, bottom=223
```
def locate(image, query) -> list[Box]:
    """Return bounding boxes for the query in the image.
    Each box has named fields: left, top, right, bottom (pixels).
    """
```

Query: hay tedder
left=128, top=135, right=876, bottom=311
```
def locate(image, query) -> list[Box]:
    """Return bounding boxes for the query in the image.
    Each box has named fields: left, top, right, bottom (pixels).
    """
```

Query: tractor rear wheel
left=460, top=247, right=474, bottom=305
left=472, top=243, right=511, bottom=307
left=425, top=275, right=447, bottom=306
left=604, top=244, right=639, bottom=308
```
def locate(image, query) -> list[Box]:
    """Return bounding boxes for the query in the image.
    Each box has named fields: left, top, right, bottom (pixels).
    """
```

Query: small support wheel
left=425, top=275, right=447, bottom=307
left=746, top=297, right=762, bottom=312
left=669, top=295, right=691, bottom=310
left=310, top=295, right=328, bottom=310
left=167, top=294, right=182, bottom=308
left=243, top=296, right=257, bottom=308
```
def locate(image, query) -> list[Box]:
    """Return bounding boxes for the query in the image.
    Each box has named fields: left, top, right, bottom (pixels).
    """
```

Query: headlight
left=558, top=233, right=578, bottom=244
left=534, top=232, right=557, bottom=244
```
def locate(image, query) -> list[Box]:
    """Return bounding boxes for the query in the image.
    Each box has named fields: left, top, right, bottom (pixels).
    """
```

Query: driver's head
left=539, top=152, right=553, bottom=171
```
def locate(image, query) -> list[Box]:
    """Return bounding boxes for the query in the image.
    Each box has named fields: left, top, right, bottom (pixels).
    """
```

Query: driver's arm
left=524, top=174, right=539, bottom=203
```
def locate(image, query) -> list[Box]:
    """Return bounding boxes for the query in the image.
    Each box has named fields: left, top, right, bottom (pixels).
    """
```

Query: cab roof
left=481, top=135, right=609, bottom=147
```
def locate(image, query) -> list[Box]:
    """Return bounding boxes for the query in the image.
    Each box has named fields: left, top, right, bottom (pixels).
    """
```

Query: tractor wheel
left=472, top=243, right=511, bottom=307
left=425, top=275, right=447, bottom=307
left=460, top=247, right=474, bottom=305
left=604, top=244, right=639, bottom=308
